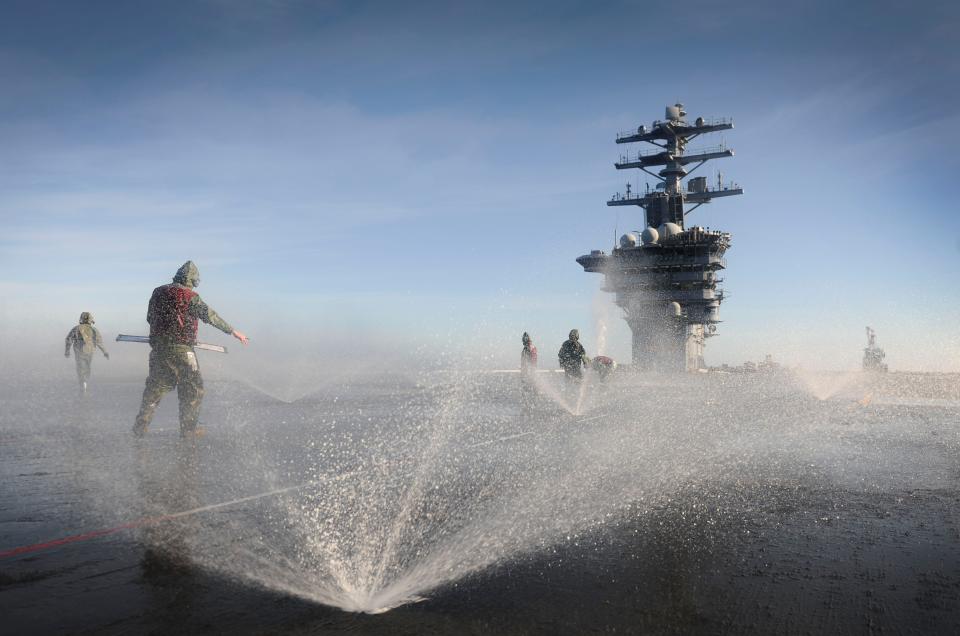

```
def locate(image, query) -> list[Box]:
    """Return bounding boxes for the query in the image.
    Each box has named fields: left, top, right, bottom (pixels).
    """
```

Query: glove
left=103, top=352, right=110, bottom=360
left=64, top=353, right=70, bottom=358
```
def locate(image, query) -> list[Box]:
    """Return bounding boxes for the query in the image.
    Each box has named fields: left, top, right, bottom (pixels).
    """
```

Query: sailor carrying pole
left=129, top=260, right=249, bottom=438
left=117, top=334, right=228, bottom=354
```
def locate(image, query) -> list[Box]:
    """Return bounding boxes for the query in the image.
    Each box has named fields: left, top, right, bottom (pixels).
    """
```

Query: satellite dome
left=619, top=233, right=638, bottom=248
left=641, top=226, right=659, bottom=245
left=658, top=222, right=682, bottom=240
left=665, top=301, right=682, bottom=318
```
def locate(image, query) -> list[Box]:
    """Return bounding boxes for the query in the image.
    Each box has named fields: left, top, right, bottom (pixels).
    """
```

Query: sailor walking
left=64, top=312, right=109, bottom=394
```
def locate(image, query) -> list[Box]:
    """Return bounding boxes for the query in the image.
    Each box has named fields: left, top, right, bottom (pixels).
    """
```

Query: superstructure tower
left=577, top=103, right=743, bottom=371
left=863, top=327, right=888, bottom=372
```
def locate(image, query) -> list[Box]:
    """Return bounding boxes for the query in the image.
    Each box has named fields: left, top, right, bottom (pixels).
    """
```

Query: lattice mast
left=609, top=103, right=741, bottom=224
left=577, top=103, right=743, bottom=371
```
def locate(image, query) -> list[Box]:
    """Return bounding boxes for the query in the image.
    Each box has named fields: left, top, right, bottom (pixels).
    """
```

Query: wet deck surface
left=2, top=376, right=959, bottom=635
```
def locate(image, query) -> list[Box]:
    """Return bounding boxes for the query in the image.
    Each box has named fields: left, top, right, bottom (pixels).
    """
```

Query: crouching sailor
left=133, top=261, right=248, bottom=438
left=591, top=355, right=616, bottom=380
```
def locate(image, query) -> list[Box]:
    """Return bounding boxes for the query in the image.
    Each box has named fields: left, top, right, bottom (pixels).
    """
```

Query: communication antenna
left=613, top=210, right=619, bottom=250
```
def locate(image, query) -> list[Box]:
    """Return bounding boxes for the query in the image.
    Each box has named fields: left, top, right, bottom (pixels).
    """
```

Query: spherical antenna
left=658, top=222, right=682, bottom=240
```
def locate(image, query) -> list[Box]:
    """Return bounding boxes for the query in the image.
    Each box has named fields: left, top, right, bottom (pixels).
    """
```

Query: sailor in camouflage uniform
left=64, top=312, right=109, bottom=394
left=133, top=261, right=248, bottom=437
left=558, top=328, right=590, bottom=388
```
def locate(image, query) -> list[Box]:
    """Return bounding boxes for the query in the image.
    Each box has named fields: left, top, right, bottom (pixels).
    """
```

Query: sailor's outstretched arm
left=190, top=295, right=248, bottom=345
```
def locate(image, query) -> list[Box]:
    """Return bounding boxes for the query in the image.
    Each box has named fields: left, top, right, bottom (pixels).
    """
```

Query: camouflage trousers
left=74, top=351, right=93, bottom=385
left=134, top=348, right=204, bottom=435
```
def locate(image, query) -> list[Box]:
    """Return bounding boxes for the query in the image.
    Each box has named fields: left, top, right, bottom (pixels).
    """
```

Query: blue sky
left=1, top=0, right=958, bottom=377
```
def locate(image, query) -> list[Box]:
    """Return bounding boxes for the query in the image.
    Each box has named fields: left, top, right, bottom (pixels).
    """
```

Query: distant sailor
left=132, top=261, right=248, bottom=438
left=520, top=332, right=538, bottom=412
left=558, top=329, right=589, bottom=387
left=64, top=312, right=109, bottom=395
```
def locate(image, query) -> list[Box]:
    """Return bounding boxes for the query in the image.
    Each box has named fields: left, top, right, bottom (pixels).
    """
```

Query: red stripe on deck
left=0, top=516, right=169, bottom=559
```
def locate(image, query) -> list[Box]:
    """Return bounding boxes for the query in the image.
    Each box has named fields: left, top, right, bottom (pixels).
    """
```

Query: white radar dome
left=658, top=222, right=682, bottom=240
left=619, top=233, right=638, bottom=248
left=641, top=226, right=659, bottom=245
left=666, top=301, right=682, bottom=318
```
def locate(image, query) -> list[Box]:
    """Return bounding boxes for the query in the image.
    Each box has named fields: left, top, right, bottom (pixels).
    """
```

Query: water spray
left=0, top=413, right=604, bottom=563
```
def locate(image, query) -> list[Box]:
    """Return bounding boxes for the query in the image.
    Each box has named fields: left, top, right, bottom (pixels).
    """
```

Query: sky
left=1, top=0, right=958, bottom=384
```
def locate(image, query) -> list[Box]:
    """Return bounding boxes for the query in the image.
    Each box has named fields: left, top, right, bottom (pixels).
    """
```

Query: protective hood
left=79, top=312, right=94, bottom=324
left=568, top=329, right=579, bottom=341
left=173, top=261, right=200, bottom=288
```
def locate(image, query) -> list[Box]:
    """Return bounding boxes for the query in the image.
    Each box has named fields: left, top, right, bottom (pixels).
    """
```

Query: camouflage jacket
left=558, top=339, right=587, bottom=370
left=65, top=324, right=107, bottom=356
left=147, top=283, right=234, bottom=351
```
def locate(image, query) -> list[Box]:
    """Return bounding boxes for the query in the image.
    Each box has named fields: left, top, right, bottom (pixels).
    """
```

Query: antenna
left=613, top=211, right=619, bottom=250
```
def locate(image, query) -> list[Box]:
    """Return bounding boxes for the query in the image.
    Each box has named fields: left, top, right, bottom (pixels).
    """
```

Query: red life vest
left=521, top=345, right=538, bottom=373
left=149, top=284, right=199, bottom=345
